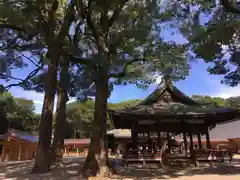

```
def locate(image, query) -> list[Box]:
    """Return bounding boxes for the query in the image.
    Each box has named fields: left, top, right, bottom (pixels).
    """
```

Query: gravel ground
left=0, top=155, right=240, bottom=180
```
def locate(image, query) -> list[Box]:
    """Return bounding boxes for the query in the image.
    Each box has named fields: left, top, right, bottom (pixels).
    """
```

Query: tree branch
left=73, top=21, right=84, bottom=47
left=108, top=0, right=129, bottom=28
left=0, top=23, right=26, bottom=32
left=3, top=66, right=43, bottom=90
left=221, top=0, right=240, bottom=14
left=0, top=24, right=39, bottom=42
left=21, top=53, right=47, bottom=71
left=85, top=0, right=104, bottom=51
left=0, top=73, right=24, bottom=81
left=68, top=55, right=95, bottom=67
left=109, top=58, right=146, bottom=78
left=57, top=0, right=75, bottom=41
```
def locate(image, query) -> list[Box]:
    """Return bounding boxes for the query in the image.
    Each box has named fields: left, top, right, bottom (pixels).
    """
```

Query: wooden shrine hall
left=108, top=76, right=240, bottom=166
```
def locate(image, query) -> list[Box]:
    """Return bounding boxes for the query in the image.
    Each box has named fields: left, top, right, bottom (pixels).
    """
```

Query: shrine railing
left=193, top=149, right=233, bottom=163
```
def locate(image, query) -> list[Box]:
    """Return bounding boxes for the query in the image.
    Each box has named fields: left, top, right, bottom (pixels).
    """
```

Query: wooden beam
left=131, top=123, right=206, bottom=133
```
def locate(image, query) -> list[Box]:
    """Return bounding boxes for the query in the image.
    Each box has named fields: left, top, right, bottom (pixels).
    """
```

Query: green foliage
left=65, top=99, right=95, bottom=138
left=0, top=92, right=38, bottom=133
left=191, top=94, right=240, bottom=109
left=191, top=95, right=226, bottom=107
left=105, top=1, right=190, bottom=87
left=64, top=98, right=141, bottom=138
left=180, top=1, right=240, bottom=87
left=108, top=99, right=141, bottom=110
left=225, top=96, right=240, bottom=109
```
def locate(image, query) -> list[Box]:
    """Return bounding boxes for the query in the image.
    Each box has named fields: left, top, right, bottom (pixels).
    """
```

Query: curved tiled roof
left=210, top=119, right=240, bottom=139
left=7, top=129, right=38, bottom=143
left=139, top=76, right=200, bottom=106
left=108, top=77, right=240, bottom=116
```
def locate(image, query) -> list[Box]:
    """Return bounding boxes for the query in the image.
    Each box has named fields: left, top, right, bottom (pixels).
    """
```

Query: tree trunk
left=51, top=59, right=69, bottom=166
left=31, top=53, right=59, bottom=174
left=81, top=77, right=113, bottom=177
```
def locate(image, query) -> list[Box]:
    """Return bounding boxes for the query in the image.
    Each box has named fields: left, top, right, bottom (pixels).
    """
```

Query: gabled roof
left=139, top=76, right=200, bottom=106
left=108, top=77, right=240, bottom=129
left=108, top=76, right=238, bottom=116
left=6, top=129, right=38, bottom=143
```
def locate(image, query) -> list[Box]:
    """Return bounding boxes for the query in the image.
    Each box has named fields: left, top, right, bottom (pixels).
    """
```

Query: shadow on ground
left=0, top=157, right=86, bottom=180
left=112, top=157, right=240, bottom=180
left=1, top=156, right=240, bottom=180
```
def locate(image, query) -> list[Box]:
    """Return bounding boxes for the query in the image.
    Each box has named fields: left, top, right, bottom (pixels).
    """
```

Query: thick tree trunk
left=31, top=53, right=59, bottom=174
left=51, top=59, right=69, bottom=166
left=81, top=77, right=113, bottom=177
left=50, top=92, right=66, bottom=167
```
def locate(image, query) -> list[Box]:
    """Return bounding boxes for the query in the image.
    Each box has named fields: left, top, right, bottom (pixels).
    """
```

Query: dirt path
left=0, top=156, right=240, bottom=180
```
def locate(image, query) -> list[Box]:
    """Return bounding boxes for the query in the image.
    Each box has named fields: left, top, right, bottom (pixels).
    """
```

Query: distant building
left=63, top=138, right=90, bottom=157
left=0, top=129, right=38, bottom=161
left=209, top=119, right=240, bottom=152
left=0, top=129, right=91, bottom=161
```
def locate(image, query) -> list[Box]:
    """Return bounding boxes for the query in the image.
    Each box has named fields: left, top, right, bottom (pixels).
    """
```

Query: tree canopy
left=180, top=0, right=240, bottom=86
left=0, top=92, right=39, bottom=134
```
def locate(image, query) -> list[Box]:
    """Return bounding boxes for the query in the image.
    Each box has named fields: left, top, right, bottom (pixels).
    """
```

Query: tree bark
left=31, top=52, right=59, bottom=173
left=81, top=76, right=113, bottom=177
left=51, top=59, right=69, bottom=166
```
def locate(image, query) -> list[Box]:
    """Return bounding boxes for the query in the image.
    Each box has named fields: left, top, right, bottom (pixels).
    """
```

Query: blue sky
left=2, top=21, right=240, bottom=114
left=5, top=58, right=240, bottom=114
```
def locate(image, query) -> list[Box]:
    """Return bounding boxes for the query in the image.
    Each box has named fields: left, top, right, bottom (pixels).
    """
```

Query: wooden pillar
left=131, top=124, right=138, bottom=149
left=64, top=147, right=67, bottom=156
left=1, top=144, right=5, bottom=162
left=157, top=132, right=161, bottom=147
left=147, top=132, right=151, bottom=149
left=18, top=143, right=22, bottom=161
left=167, top=132, right=171, bottom=154
left=25, top=146, right=29, bottom=160
left=183, top=132, right=188, bottom=156
left=206, top=129, right=211, bottom=149
left=189, top=133, right=193, bottom=156
left=197, top=133, right=202, bottom=149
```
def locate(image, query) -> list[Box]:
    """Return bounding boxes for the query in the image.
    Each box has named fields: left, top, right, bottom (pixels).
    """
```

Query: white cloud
left=9, top=87, right=54, bottom=113
left=207, top=79, right=240, bottom=98
left=67, top=97, right=77, bottom=104
left=212, top=85, right=240, bottom=98
left=10, top=87, right=44, bottom=102
left=155, top=76, right=163, bottom=84
left=33, top=100, right=44, bottom=105
left=9, top=87, right=97, bottom=114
